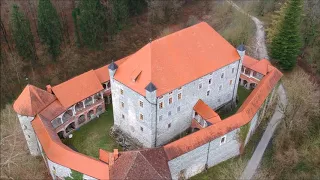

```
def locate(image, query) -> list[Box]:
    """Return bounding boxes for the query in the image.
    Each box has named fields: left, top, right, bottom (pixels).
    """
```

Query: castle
left=13, top=22, right=282, bottom=179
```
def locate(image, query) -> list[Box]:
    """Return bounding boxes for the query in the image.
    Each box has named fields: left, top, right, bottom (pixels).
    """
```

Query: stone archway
left=57, top=131, right=64, bottom=139
left=65, top=122, right=75, bottom=133
left=87, top=110, right=95, bottom=120
left=78, top=115, right=85, bottom=125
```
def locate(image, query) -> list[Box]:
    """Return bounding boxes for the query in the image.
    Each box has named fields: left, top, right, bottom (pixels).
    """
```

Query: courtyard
left=62, top=105, right=121, bottom=159
left=219, top=85, right=252, bottom=119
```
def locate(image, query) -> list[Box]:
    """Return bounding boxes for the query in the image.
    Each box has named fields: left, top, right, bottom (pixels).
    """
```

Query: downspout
left=232, top=59, right=242, bottom=104
left=205, top=140, right=211, bottom=169
left=154, top=98, right=158, bottom=147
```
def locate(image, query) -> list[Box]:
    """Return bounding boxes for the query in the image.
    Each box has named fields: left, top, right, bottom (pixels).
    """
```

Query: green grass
left=219, top=86, right=252, bottom=119
left=63, top=105, right=121, bottom=159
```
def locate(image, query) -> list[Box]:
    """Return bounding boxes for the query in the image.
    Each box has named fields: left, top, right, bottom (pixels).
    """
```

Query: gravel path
left=226, top=1, right=287, bottom=179
left=227, top=1, right=269, bottom=60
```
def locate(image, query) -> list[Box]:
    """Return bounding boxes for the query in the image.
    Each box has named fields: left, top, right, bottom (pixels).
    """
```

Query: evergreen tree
left=128, top=0, right=147, bottom=16
left=270, top=0, right=303, bottom=70
left=78, top=0, right=106, bottom=49
left=37, top=0, right=62, bottom=60
left=10, top=4, right=37, bottom=63
left=111, top=0, right=129, bottom=31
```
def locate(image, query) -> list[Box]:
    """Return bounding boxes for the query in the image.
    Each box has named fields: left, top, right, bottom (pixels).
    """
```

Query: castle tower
left=13, top=85, right=56, bottom=156
left=233, top=45, right=246, bottom=104
left=145, top=82, right=158, bottom=147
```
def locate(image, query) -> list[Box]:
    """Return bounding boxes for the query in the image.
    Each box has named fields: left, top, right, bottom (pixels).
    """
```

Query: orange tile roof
left=32, top=115, right=109, bottom=179
left=13, top=85, right=56, bottom=116
left=38, top=100, right=67, bottom=122
left=243, top=55, right=259, bottom=67
left=243, top=56, right=271, bottom=75
left=94, top=56, right=130, bottom=83
left=99, top=149, right=110, bottom=164
left=250, top=59, right=271, bottom=75
left=191, top=119, right=204, bottom=129
left=193, top=99, right=221, bottom=124
left=52, top=70, right=103, bottom=108
left=164, top=67, right=282, bottom=160
left=110, top=148, right=171, bottom=179
left=114, top=22, right=240, bottom=97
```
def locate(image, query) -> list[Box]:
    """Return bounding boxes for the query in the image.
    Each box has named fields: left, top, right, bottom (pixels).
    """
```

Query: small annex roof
left=243, top=56, right=271, bottom=76
left=114, top=22, right=240, bottom=97
left=110, top=148, right=171, bottom=179
left=94, top=56, right=130, bottom=83
left=52, top=70, right=103, bottom=108
left=250, top=59, right=271, bottom=75
left=13, top=85, right=56, bottom=116
left=193, top=99, right=221, bottom=124
left=39, top=100, right=67, bottom=122
left=32, top=115, right=109, bottom=179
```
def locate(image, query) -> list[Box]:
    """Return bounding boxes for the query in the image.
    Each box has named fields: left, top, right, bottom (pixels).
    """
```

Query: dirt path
left=240, top=84, right=287, bottom=180
left=227, top=1, right=269, bottom=60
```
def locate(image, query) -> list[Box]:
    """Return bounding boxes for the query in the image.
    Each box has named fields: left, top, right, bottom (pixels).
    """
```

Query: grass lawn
left=219, top=85, right=252, bottom=119
left=63, top=105, right=121, bottom=159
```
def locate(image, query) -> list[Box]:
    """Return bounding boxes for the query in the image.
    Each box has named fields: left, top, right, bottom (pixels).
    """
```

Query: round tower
left=13, top=84, right=56, bottom=156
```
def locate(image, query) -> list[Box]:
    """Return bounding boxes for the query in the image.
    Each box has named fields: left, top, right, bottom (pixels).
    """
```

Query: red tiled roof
left=164, top=67, right=282, bottom=160
left=243, top=56, right=271, bottom=75
left=191, top=119, right=204, bottom=129
left=94, top=56, right=130, bottom=83
left=250, top=59, right=271, bottom=75
left=38, top=100, right=67, bottom=122
left=110, top=148, right=171, bottom=179
left=13, top=85, right=56, bottom=116
left=52, top=70, right=103, bottom=108
left=32, top=115, right=109, bottom=179
left=114, top=22, right=240, bottom=97
left=193, top=99, right=221, bottom=124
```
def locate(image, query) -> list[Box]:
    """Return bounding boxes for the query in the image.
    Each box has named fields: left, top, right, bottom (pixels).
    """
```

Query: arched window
left=87, top=110, right=95, bottom=120
left=94, top=93, right=102, bottom=101
left=62, top=110, right=73, bottom=123
left=78, top=115, right=85, bottom=125
left=96, top=105, right=103, bottom=115
left=52, top=118, right=62, bottom=128
left=75, top=102, right=84, bottom=112
left=85, top=97, right=93, bottom=107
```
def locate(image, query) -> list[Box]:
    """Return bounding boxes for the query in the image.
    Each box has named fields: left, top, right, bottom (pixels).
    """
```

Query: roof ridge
left=122, top=152, right=138, bottom=179
left=138, top=151, right=162, bottom=178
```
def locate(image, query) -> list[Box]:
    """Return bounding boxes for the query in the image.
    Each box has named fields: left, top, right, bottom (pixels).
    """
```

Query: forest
left=0, top=0, right=319, bottom=179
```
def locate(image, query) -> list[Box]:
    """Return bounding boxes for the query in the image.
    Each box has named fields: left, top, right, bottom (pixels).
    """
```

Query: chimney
left=46, top=85, right=52, bottom=94
left=108, top=153, right=114, bottom=166
left=114, top=149, right=119, bottom=160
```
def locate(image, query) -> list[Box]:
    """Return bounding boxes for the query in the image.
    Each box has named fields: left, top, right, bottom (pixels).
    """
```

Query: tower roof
left=237, top=44, right=245, bottom=51
left=108, top=60, right=118, bottom=70
left=145, top=82, right=157, bottom=92
left=13, top=85, right=56, bottom=116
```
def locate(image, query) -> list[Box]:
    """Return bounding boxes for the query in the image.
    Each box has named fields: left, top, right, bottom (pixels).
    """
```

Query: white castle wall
left=156, top=60, right=240, bottom=146
left=17, top=114, right=40, bottom=156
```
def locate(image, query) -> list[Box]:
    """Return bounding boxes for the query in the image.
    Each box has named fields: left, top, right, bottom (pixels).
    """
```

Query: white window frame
left=159, top=101, right=164, bottom=109
left=121, top=101, right=124, bottom=108
left=178, top=92, right=182, bottom=100
left=139, top=113, right=144, bottom=120
left=168, top=97, right=173, bottom=105
left=120, top=88, right=124, bottom=95
left=220, top=135, right=227, bottom=145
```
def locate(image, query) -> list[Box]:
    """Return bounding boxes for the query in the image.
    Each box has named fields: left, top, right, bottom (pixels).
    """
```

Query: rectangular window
left=178, top=93, right=182, bottom=100
left=220, top=135, right=226, bottom=145
left=169, top=91, right=173, bottom=95
left=169, top=97, right=173, bottom=104
left=199, top=83, right=202, bottom=89
left=159, top=95, right=163, bottom=99
left=209, top=79, right=212, bottom=84
left=207, top=90, right=210, bottom=96
left=219, top=85, right=222, bottom=91
left=221, top=73, right=224, bottom=78
left=168, top=111, right=171, bottom=116
left=253, top=71, right=257, bottom=76
left=159, top=115, right=163, bottom=121
left=139, top=101, right=143, bottom=108
left=218, top=99, right=221, bottom=103
left=232, top=68, right=235, bottom=73
left=177, top=106, right=181, bottom=112
left=140, top=114, right=143, bottom=120
left=229, top=80, right=232, bottom=85
left=140, top=127, right=143, bottom=131
left=122, top=114, right=125, bottom=119
left=120, top=89, right=123, bottom=95
left=121, top=102, right=124, bottom=108
left=159, top=102, right=163, bottom=109
left=178, top=87, right=182, bottom=90
left=168, top=123, right=171, bottom=128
